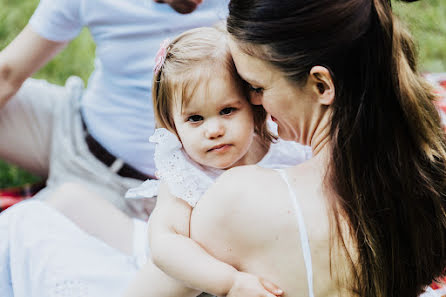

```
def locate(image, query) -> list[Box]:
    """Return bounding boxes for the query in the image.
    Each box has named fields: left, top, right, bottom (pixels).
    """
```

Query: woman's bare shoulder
left=204, top=165, right=285, bottom=206
left=190, top=166, right=294, bottom=263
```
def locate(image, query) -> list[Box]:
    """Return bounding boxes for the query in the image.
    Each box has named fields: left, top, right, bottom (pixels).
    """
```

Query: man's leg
left=43, top=76, right=150, bottom=219
left=0, top=78, right=66, bottom=177
left=46, top=182, right=135, bottom=255
left=123, top=255, right=201, bottom=297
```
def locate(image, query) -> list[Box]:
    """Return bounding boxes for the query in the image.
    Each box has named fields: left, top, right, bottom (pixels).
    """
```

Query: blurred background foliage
left=0, top=0, right=445, bottom=187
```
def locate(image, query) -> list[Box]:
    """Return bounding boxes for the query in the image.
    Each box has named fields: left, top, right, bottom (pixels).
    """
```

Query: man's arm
left=0, top=25, right=67, bottom=107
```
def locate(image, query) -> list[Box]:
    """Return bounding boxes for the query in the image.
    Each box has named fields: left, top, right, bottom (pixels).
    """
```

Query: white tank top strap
left=276, top=169, right=315, bottom=297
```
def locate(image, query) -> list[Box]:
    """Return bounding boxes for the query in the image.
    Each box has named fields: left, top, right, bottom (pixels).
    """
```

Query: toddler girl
left=122, top=26, right=311, bottom=297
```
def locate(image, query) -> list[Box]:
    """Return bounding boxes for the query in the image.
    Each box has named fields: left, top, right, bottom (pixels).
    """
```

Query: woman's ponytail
left=330, top=0, right=446, bottom=296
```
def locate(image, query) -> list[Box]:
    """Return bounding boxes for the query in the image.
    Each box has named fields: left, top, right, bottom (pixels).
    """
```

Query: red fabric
left=0, top=182, right=45, bottom=212
left=427, top=73, right=446, bottom=116
left=431, top=276, right=446, bottom=296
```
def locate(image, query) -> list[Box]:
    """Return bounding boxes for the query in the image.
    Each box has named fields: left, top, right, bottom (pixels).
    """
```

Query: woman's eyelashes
left=244, top=83, right=264, bottom=103
left=248, top=85, right=263, bottom=94
left=246, top=84, right=264, bottom=105
left=244, top=81, right=264, bottom=94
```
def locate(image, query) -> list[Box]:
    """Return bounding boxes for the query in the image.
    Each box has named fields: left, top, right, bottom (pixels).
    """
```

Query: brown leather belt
left=81, top=115, right=153, bottom=181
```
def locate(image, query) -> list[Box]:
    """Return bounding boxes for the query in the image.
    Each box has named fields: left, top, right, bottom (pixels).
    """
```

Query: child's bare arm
left=147, top=182, right=283, bottom=297
left=122, top=255, right=200, bottom=297
left=148, top=182, right=236, bottom=296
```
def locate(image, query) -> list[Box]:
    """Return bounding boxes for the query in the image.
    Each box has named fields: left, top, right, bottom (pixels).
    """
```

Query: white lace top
left=125, top=126, right=312, bottom=207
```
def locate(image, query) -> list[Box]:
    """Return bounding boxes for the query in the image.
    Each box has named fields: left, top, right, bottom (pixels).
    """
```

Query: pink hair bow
left=153, top=39, right=170, bottom=74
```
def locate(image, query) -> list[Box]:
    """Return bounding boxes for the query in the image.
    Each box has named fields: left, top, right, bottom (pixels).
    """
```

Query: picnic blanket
left=0, top=182, right=44, bottom=212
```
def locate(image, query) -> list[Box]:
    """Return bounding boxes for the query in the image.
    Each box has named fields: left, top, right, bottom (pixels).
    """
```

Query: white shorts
left=0, top=77, right=147, bottom=219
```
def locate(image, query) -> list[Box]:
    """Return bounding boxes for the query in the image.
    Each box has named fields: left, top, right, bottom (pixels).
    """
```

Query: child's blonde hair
left=152, top=25, right=273, bottom=144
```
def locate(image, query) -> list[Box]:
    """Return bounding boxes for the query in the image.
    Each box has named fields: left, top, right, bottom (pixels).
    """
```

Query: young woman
left=187, top=0, right=446, bottom=296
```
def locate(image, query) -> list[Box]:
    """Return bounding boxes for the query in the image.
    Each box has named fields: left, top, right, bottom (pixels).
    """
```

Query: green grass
left=0, top=0, right=445, bottom=188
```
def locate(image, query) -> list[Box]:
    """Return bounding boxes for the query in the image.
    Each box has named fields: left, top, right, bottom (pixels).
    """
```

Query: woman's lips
left=271, top=116, right=278, bottom=122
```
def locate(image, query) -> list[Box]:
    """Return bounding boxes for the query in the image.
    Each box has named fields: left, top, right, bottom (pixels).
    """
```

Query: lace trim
left=125, top=128, right=222, bottom=207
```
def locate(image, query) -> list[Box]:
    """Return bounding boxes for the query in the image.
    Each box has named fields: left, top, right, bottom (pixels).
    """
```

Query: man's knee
left=46, top=182, right=93, bottom=214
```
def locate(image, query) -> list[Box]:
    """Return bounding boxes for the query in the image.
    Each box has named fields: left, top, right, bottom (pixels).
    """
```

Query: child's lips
left=207, top=144, right=232, bottom=153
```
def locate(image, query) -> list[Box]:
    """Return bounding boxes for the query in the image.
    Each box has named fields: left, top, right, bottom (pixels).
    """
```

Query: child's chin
left=212, top=160, right=237, bottom=170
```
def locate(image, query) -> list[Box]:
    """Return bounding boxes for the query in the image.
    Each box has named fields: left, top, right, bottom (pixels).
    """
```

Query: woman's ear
left=309, top=66, right=335, bottom=106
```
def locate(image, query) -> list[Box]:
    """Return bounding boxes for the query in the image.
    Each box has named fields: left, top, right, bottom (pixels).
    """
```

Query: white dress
left=125, top=127, right=313, bottom=207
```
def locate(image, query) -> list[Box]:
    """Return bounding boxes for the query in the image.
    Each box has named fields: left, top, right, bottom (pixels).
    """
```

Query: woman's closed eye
left=187, top=115, right=204, bottom=122
left=220, top=107, right=237, bottom=116
left=247, top=84, right=264, bottom=105
left=248, top=85, right=263, bottom=94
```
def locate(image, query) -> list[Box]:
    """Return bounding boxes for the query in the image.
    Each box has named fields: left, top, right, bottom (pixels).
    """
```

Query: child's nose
left=205, top=119, right=225, bottom=139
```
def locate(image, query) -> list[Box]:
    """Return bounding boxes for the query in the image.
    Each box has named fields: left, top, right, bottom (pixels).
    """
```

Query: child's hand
left=227, top=272, right=284, bottom=297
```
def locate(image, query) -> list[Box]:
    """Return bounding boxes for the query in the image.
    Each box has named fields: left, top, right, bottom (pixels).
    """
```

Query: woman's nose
left=250, top=94, right=262, bottom=105
left=205, top=119, right=225, bottom=139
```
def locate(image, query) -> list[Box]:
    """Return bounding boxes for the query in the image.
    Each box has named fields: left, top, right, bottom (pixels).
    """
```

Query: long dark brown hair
left=227, top=0, right=446, bottom=296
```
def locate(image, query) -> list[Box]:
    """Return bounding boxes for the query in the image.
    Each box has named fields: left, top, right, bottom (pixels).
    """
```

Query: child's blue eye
left=220, top=107, right=236, bottom=115
left=187, top=115, right=203, bottom=122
